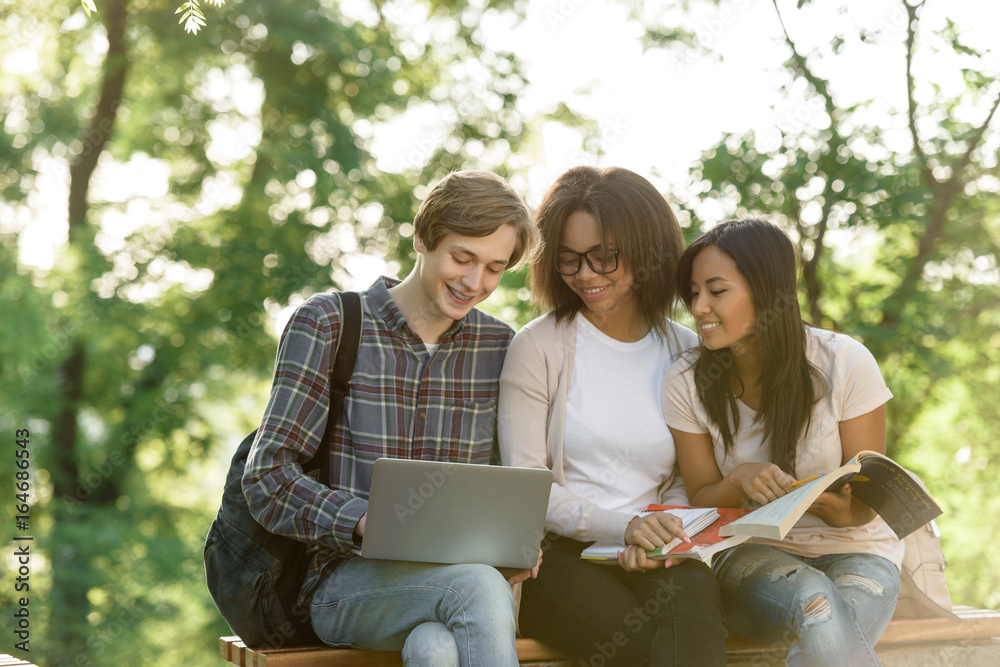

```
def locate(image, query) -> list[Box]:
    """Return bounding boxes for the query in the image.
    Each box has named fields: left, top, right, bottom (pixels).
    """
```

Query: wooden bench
left=0, top=655, right=39, bottom=667
left=219, top=606, right=1000, bottom=666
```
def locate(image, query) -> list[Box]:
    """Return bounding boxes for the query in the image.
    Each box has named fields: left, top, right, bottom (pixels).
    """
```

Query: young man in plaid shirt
left=244, top=171, right=539, bottom=666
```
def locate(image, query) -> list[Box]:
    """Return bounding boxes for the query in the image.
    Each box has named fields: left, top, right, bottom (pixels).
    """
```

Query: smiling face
left=689, top=245, right=757, bottom=355
left=413, top=224, right=516, bottom=322
left=558, top=210, right=636, bottom=321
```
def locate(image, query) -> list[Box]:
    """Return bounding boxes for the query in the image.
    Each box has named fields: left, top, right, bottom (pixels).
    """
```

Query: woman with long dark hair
left=499, top=166, right=726, bottom=666
left=664, top=218, right=901, bottom=666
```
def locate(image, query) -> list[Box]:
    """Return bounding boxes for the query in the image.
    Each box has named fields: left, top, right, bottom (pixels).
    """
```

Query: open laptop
left=360, top=458, right=552, bottom=569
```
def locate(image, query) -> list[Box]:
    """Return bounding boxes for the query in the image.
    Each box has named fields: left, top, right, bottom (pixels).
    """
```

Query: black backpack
left=204, top=292, right=362, bottom=648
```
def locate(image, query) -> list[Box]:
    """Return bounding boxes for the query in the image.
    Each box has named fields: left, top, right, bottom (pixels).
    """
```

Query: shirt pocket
left=447, top=398, right=497, bottom=461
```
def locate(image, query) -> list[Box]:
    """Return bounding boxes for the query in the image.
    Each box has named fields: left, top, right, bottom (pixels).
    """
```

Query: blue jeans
left=712, top=544, right=900, bottom=667
left=309, top=557, right=518, bottom=667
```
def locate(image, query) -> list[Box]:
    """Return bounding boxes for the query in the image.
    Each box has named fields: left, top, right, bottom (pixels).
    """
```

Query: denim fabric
left=243, top=279, right=513, bottom=608
left=310, top=557, right=518, bottom=666
left=402, top=622, right=460, bottom=667
left=713, top=544, right=900, bottom=667
left=204, top=430, right=319, bottom=648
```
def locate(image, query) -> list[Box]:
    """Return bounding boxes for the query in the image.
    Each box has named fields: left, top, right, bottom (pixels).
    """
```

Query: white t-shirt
left=564, top=313, right=698, bottom=514
left=662, top=326, right=904, bottom=567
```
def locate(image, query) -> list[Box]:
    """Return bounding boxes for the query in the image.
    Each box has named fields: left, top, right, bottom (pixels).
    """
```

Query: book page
left=658, top=507, right=752, bottom=560
left=725, top=482, right=815, bottom=524
left=639, top=506, right=718, bottom=526
left=580, top=506, right=719, bottom=561
left=717, top=475, right=839, bottom=538
left=579, top=543, right=623, bottom=561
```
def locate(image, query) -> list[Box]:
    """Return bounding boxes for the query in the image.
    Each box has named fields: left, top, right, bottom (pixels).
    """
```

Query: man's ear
left=413, top=233, right=427, bottom=254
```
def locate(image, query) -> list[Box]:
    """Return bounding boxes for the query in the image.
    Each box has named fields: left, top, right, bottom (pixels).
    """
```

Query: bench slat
left=880, top=606, right=1000, bottom=644
left=0, top=656, right=40, bottom=667
left=220, top=636, right=239, bottom=661
left=218, top=608, right=1000, bottom=666
left=258, top=649, right=401, bottom=667
left=511, top=638, right=569, bottom=661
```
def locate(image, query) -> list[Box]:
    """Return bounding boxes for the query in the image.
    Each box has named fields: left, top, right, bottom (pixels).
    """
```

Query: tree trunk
left=48, top=0, right=129, bottom=661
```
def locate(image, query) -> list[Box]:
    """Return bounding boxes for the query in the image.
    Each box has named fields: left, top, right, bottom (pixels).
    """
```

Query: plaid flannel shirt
left=243, top=276, right=513, bottom=606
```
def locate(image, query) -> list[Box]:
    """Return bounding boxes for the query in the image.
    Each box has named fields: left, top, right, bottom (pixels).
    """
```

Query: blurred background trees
left=1, top=0, right=996, bottom=663
left=2, top=0, right=541, bottom=662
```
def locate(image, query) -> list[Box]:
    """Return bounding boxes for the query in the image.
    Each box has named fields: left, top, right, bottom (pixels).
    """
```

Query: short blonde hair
left=413, top=171, right=537, bottom=268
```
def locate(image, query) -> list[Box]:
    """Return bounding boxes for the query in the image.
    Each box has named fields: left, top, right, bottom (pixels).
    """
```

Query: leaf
left=182, top=17, right=205, bottom=34
left=176, top=0, right=206, bottom=34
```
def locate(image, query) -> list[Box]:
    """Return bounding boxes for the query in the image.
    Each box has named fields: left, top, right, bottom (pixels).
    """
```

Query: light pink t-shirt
left=662, top=327, right=904, bottom=567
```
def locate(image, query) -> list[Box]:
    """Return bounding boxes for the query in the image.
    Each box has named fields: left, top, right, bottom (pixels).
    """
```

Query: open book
left=718, top=450, right=943, bottom=541
left=580, top=505, right=752, bottom=563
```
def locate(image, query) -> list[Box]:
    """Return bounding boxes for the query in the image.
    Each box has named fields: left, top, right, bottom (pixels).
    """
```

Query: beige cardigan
left=498, top=312, right=697, bottom=545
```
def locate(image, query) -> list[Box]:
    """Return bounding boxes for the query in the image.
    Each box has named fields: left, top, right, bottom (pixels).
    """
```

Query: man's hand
left=497, top=548, right=543, bottom=585
left=624, top=512, right=689, bottom=551
left=618, top=545, right=676, bottom=573
left=353, top=513, right=366, bottom=540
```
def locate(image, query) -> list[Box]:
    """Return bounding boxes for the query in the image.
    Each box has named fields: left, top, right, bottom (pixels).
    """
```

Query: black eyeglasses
left=555, top=249, right=620, bottom=276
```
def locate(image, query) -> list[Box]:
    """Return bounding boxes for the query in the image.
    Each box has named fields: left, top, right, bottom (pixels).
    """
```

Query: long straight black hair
left=676, top=219, right=823, bottom=474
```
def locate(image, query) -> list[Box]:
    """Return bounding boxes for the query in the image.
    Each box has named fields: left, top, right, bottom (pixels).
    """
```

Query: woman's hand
left=807, top=483, right=876, bottom=527
left=729, top=462, right=795, bottom=505
left=617, top=545, right=676, bottom=573
left=624, top=512, right=690, bottom=551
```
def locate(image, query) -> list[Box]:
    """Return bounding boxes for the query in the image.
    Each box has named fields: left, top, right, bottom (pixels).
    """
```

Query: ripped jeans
left=712, top=544, right=900, bottom=667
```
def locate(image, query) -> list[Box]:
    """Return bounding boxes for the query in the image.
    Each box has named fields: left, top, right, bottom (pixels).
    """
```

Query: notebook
left=360, top=458, right=553, bottom=569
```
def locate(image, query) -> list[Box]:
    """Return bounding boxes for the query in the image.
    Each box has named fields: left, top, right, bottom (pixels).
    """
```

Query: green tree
left=80, top=0, right=226, bottom=34
left=0, top=0, right=543, bottom=663
left=678, top=0, right=999, bottom=608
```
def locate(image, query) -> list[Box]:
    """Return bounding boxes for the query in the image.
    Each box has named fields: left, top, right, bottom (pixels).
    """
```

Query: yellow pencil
left=791, top=475, right=819, bottom=488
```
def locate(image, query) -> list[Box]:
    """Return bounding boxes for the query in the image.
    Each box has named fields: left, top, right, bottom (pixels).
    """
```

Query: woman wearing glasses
left=498, top=166, right=726, bottom=666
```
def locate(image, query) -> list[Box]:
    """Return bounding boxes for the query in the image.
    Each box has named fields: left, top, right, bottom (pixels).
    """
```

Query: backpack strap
left=309, top=291, right=363, bottom=486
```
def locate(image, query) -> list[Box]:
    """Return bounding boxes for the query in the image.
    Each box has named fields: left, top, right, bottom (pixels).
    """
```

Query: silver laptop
left=360, top=458, right=552, bottom=569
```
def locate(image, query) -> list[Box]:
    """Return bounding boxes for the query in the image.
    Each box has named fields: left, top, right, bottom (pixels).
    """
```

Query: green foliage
left=4, top=2, right=998, bottom=664
left=82, top=0, right=226, bottom=33
left=175, top=1, right=208, bottom=34
left=1, top=0, right=543, bottom=663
